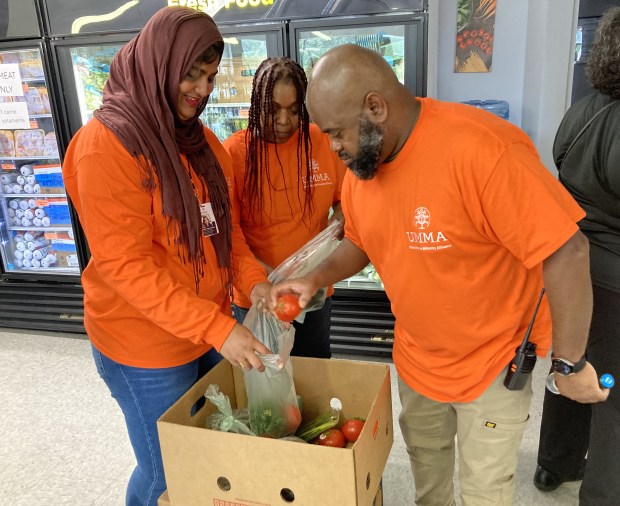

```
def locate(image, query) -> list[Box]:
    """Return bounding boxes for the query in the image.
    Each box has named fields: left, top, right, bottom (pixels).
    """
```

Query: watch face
left=552, top=360, right=573, bottom=375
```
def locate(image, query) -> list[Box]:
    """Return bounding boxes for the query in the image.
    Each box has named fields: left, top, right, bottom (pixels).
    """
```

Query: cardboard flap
left=291, top=357, right=390, bottom=420
left=353, top=369, right=393, bottom=504
left=159, top=360, right=236, bottom=428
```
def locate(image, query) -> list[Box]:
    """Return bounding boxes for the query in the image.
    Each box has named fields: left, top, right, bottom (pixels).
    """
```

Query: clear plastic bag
left=242, top=306, right=302, bottom=438
left=296, top=397, right=342, bottom=442
left=204, top=384, right=255, bottom=436
left=268, top=219, right=343, bottom=314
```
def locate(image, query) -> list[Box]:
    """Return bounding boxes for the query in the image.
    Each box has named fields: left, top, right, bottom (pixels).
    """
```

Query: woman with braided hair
left=62, top=7, right=271, bottom=505
left=224, top=57, right=345, bottom=358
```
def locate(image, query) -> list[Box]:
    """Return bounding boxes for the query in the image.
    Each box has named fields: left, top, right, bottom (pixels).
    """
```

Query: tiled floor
left=0, top=329, right=580, bottom=505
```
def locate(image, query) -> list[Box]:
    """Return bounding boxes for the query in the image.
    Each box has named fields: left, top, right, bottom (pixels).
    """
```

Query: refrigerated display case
left=286, top=12, right=426, bottom=355
left=53, top=26, right=285, bottom=140
left=0, top=48, right=79, bottom=276
left=290, top=13, right=426, bottom=96
left=204, top=23, right=286, bottom=140
left=0, top=0, right=85, bottom=333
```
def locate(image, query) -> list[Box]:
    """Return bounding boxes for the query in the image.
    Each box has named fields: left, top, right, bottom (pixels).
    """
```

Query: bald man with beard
left=271, top=44, right=608, bottom=506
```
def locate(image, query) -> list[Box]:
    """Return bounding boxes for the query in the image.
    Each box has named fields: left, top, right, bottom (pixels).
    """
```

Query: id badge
left=200, top=202, right=219, bottom=237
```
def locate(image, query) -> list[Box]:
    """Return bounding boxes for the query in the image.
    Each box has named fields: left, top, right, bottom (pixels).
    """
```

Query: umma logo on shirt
left=406, top=207, right=452, bottom=251
left=302, top=159, right=332, bottom=187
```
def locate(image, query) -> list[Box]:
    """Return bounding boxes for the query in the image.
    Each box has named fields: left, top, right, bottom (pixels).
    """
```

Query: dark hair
left=586, top=7, right=620, bottom=99
left=196, top=41, right=224, bottom=64
left=244, top=57, right=313, bottom=221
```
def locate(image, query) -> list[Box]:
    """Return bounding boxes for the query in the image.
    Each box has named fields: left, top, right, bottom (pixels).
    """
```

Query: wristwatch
left=551, top=355, right=587, bottom=376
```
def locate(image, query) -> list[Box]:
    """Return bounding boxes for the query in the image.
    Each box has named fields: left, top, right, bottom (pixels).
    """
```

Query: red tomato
left=466, top=39, right=474, bottom=46
left=284, top=405, right=302, bottom=433
left=483, top=33, right=491, bottom=41
left=459, top=42, right=467, bottom=49
left=474, top=38, right=482, bottom=47
left=274, top=294, right=302, bottom=321
left=456, top=34, right=463, bottom=44
left=485, top=47, right=493, bottom=55
left=316, top=428, right=346, bottom=448
left=341, top=419, right=365, bottom=443
left=462, top=30, right=470, bottom=38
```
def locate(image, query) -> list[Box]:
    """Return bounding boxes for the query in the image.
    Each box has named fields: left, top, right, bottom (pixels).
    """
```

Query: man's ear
left=363, top=92, right=388, bottom=122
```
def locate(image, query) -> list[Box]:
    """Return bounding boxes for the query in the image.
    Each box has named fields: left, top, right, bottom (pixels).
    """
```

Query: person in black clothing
left=534, top=7, right=620, bottom=505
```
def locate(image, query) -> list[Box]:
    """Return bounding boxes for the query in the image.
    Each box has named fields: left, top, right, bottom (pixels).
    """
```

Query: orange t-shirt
left=224, top=123, right=346, bottom=307
left=342, top=98, right=585, bottom=402
left=62, top=119, right=267, bottom=368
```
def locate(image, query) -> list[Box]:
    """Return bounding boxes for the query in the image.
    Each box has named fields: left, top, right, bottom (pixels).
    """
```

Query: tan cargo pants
left=398, top=368, right=532, bottom=506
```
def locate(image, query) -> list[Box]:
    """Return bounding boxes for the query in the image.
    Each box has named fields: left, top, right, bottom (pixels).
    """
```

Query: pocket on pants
left=466, top=415, right=530, bottom=482
left=478, top=415, right=529, bottom=433
left=458, top=415, right=530, bottom=504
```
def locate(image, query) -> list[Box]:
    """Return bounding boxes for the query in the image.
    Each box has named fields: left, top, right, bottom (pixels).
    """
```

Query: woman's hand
left=249, top=281, right=272, bottom=311
left=219, top=323, right=271, bottom=372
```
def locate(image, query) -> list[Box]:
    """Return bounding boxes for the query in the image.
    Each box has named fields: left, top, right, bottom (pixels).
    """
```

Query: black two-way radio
left=503, top=288, right=546, bottom=391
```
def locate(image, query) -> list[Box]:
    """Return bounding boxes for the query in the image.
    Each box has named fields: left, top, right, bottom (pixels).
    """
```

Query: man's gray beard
left=349, top=115, right=383, bottom=180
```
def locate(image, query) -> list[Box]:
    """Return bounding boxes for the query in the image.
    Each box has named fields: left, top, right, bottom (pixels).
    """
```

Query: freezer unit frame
left=0, top=36, right=86, bottom=333
left=0, top=37, right=86, bottom=282
left=289, top=11, right=428, bottom=97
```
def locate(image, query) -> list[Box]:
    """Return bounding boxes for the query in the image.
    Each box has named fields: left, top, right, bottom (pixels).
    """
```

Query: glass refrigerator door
left=201, top=33, right=271, bottom=142
left=297, top=25, right=406, bottom=85
left=69, top=44, right=122, bottom=126
left=0, top=47, right=80, bottom=275
left=67, top=36, right=271, bottom=142
left=296, top=26, right=407, bottom=291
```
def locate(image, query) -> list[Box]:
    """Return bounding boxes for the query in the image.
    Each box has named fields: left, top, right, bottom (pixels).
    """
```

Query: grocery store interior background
left=2, top=0, right=618, bottom=504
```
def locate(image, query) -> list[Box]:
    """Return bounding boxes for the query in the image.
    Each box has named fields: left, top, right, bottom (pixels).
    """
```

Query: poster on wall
left=455, top=0, right=496, bottom=73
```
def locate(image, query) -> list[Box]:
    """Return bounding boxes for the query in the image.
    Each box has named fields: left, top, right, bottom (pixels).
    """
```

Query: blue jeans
left=91, top=345, right=223, bottom=506
left=233, top=297, right=332, bottom=358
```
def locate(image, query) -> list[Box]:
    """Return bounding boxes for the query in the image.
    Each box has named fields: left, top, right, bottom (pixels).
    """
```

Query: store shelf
left=9, top=267, right=78, bottom=274
left=0, top=156, right=60, bottom=162
left=9, top=226, right=73, bottom=232
left=335, top=275, right=384, bottom=291
left=207, top=103, right=249, bottom=108
left=21, top=77, right=46, bottom=83
left=1, top=193, right=66, bottom=198
left=29, top=114, right=53, bottom=119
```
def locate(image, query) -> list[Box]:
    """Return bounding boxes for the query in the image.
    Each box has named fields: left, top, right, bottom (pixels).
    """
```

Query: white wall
left=521, top=0, right=578, bottom=174
left=431, top=0, right=528, bottom=127
left=426, top=0, right=578, bottom=173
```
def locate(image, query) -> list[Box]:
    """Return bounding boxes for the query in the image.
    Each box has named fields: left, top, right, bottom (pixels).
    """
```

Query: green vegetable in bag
left=296, top=398, right=342, bottom=442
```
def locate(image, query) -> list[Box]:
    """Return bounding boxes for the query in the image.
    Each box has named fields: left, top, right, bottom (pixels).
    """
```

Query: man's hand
left=555, top=362, right=610, bottom=403
left=270, top=277, right=319, bottom=311
left=219, top=323, right=271, bottom=372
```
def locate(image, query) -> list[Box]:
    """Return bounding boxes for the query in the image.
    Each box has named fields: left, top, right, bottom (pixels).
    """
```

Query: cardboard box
left=158, top=480, right=384, bottom=506
left=158, top=357, right=393, bottom=506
